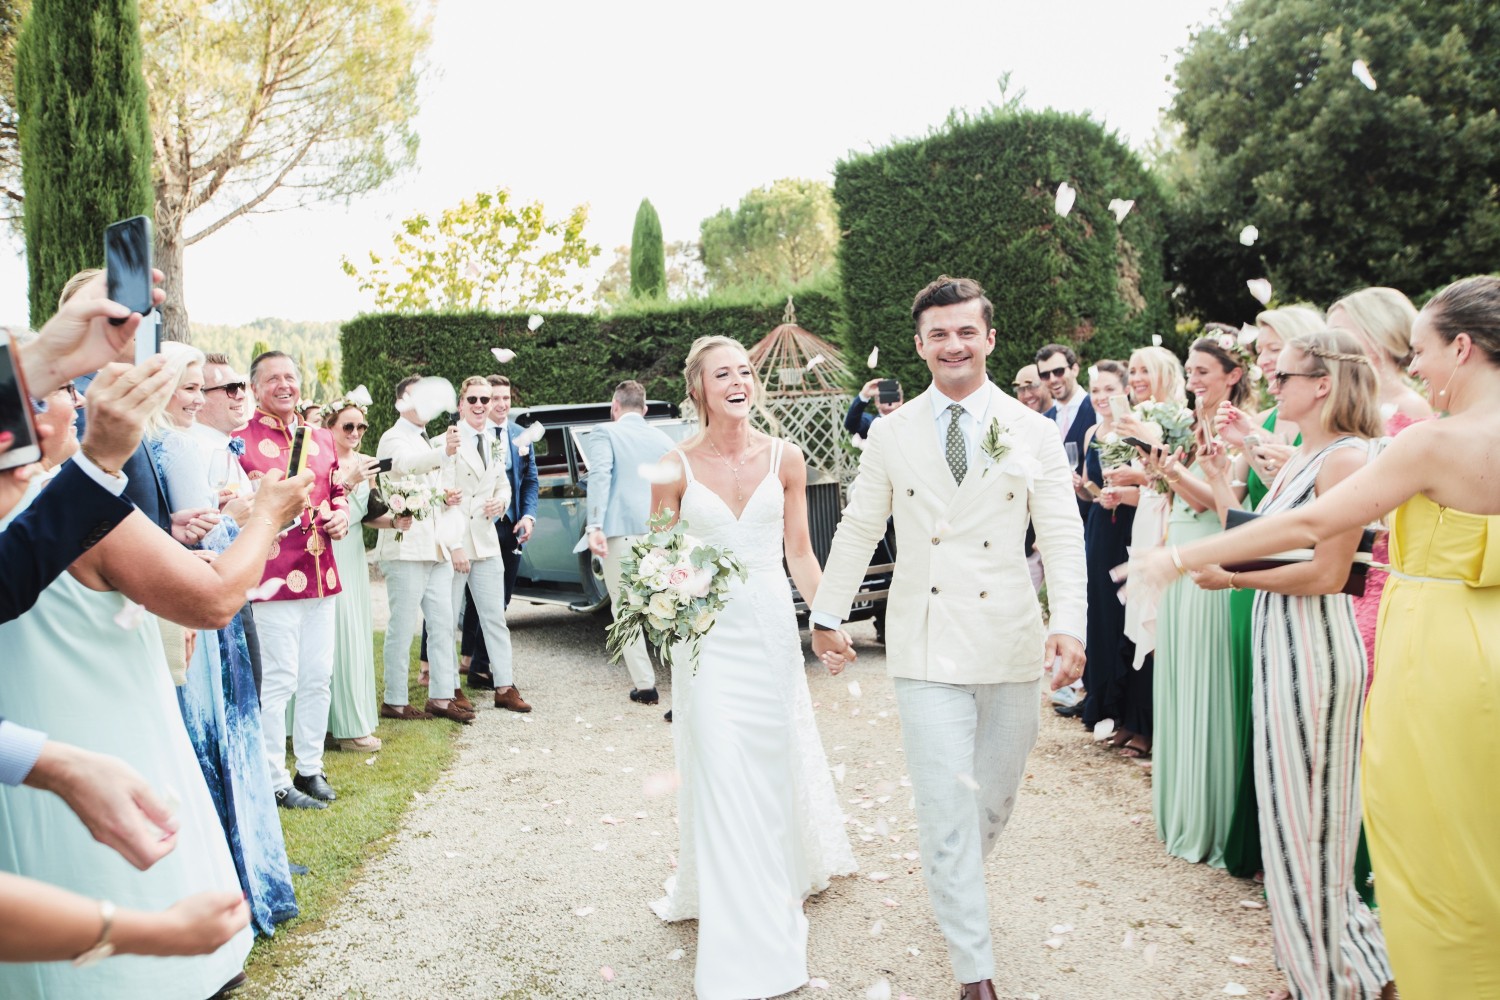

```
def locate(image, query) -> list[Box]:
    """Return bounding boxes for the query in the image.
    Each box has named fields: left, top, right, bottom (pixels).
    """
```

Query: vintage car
left=509, top=401, right=892, bottom=622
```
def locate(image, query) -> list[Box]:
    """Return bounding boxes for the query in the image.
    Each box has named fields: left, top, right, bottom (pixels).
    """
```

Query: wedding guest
left=844, top=376, right=903, bottom=438
left=448, top=377, right=526, bottom=713
left=1074, top=362, right=1137, bottom=738
left=237, top=351, right=351, bottom=808
left=585, top=379, right=675, bottom=706
left=1147, top=334, right=1250, bottom=868
left=374, top=375, right=471, bottom=723
left=0, top=381, right=311, bottom=998
left=1125, top=275, right=1500, bottom=997
left=298, top=400, right=325, bottom=427
left=1190, top=328, right=1393, bottom=1000
left=324, top=401, right=385, bottom=751
left=1326, top=287, right=1432, bottom=674
left=151, top=344, right=298, bottom=935
left=1108, top=345, right=1187, bottom=758
left=1011, top=363, right=1056, bottom=419
left=1035, top=343, right=1095, bottom=474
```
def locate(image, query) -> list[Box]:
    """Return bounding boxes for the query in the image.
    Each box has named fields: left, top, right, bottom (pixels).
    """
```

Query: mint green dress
left=1153, top=466, right=1237, bottom=867
left=328, top=480, right=379, bottom=739
left=0, top=486, right=253, bottom=999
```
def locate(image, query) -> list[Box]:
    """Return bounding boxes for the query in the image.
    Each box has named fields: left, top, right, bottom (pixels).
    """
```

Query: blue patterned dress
left=155, top=430, right=297, bottom=934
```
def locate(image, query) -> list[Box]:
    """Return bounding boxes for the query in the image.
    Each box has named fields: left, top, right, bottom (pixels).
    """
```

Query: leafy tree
left=15, top=0, right=154, bottom=325
left=629, top=198, right=666, bottom=299
left=1166, top=0, right=1500, bottom=320
left=0, top=0, right=28, bottom=238
left=341, top=187, right=601, bottom=313
left=595, top=240, right=707, bottom=306
left=700, top=178, right=839, bottom=291
left=140, top=0, right=431, bottom=339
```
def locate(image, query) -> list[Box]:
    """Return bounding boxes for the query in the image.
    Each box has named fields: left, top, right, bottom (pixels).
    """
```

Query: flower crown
left=321, top=384, right=374, bottom=423
left=1201, top=323, right=1262, bottom=382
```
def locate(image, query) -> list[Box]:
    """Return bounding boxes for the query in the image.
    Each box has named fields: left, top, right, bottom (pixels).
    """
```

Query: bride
left=648, top=335, right=857, bottom=999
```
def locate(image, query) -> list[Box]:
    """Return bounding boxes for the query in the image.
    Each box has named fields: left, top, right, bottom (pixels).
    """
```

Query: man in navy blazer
left=1035, top=343, right=1095, bottom=519
left=463, top=374, right=539, bottom=685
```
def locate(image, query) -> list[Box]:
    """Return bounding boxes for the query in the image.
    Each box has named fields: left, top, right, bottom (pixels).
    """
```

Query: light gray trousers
left=893, top=676, right=1039, bottom=984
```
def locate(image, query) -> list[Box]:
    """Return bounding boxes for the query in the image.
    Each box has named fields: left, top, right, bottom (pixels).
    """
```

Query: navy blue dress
left=1080, top=439, right=1137, bottom=731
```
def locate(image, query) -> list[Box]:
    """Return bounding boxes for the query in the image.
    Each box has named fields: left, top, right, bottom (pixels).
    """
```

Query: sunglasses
left=1272, top=370, right=1323, bottom=387
left=1038, top=366, right=1070, bottom=380
left=340, top=421, right=369, bottom=433
left=465, top=395, right=492, bottom=405
left=1011, top=382, right=1038, bottom=391
left=204, top=381, right=247, bottom=397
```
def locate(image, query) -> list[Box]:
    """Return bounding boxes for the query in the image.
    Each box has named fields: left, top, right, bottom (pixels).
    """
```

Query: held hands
left=811, top=628, right=857, bottom=675
left=80, top=360, right=176, bottom=472
left=1044, top=634, right=1086, bottom=690
left=443, top=488, right=463, bottom=507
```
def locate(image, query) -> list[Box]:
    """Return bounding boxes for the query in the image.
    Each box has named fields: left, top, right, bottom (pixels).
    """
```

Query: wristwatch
left=73, top=899, right=116, bottom=967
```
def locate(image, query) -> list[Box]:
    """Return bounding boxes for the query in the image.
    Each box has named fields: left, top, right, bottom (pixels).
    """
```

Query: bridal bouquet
left=606, top=510, right=747, bottom=673
left=379, top=474, right=441, bottom=541
left=1128, top=399, right=1197, bottom=492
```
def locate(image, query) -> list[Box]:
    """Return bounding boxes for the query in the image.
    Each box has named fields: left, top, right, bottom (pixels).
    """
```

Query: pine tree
left=15, top=0, right=154, bottom=327
left=629, top=198, right=666, bottom=300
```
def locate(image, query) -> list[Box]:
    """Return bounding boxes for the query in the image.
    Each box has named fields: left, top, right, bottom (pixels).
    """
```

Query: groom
left=811, top=276, right=1087, bottom=1000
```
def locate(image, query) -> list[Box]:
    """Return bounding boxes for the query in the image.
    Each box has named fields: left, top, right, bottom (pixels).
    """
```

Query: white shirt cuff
left=69, top=452, right=128, bottom=496
left=809, top=611, right=843, bottom=631
left=1047, top=628, right=1085, bottom=647
left=0, top=721, right=49, bottom=786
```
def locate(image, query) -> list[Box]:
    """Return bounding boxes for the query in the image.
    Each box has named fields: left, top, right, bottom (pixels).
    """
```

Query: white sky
left=3, top=0, right=1226, bottom=326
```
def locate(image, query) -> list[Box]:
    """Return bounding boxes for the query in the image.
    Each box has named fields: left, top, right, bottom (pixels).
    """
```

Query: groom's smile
left=915, top=299, right=997, bottom=397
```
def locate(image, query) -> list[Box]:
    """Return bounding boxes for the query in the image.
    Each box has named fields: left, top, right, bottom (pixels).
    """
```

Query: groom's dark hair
left=911, top=275, right=993, bottom=333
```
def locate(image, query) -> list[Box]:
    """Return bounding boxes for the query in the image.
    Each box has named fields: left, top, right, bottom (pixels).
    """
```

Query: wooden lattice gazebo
left=746, top=299, right=858, bottom=485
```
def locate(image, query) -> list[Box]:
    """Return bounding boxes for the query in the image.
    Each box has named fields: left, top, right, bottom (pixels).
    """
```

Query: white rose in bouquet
left=647, top=591, right=678, bottom=619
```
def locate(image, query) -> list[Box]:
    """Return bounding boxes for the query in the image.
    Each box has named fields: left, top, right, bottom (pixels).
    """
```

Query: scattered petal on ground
left=599, top=965, right=614, bottom=982
left=807, top=978, right=829, bottom=990
left=866, top=978, right=892, bottom=1000
left=866, top=872, right=891, bottom=882
left=1229, top=955, right=1251, bottom=966
left=667, top=948, right=684, bottom=961
left=1044, top=937, right=1064, bottom=949
left=573, top=906, right=594, bottom=917
left=1223, top=985, right=1248, bottom=996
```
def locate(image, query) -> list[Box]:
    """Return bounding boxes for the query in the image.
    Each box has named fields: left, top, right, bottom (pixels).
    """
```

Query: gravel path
left=261, top=599, right=1286, bottom=1000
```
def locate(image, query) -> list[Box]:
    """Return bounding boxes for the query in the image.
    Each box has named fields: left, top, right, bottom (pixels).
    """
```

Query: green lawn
left=242, top=631, right=463, bottom=995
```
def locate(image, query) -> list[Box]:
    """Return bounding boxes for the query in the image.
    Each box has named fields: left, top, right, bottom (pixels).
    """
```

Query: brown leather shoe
left=959, top=981, right=998, bottom=1000
left=452, top=688, right=474, bottom=712
left=380, top=703, right=432, bottom=720
left=424, top=699, right=476, bottom=724
left=494, top=686, right=532, bottom=713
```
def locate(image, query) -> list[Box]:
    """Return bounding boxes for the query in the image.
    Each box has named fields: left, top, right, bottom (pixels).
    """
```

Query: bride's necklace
left=707, top=437, right=752, bottom=503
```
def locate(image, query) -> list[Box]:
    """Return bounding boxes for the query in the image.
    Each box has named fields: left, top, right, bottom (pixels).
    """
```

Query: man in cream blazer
left=583, top=380, right=676, bottom=706
left=811, top=276, right=1087, bottom=1000
left=373, top=375, right=472, bottom=724
left=449, top=377, right=527, bottom=712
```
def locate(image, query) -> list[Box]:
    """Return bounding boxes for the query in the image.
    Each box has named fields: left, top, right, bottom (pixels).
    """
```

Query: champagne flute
left=1065, top=441, right=1080, bottom=469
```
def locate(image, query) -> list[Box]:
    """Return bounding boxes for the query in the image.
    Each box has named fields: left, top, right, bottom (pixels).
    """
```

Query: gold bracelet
left=78, top=443, right=121, bottom=479
left=1169, top=546, right=1188, bottom=576
left=1229, top=572, right=1241, bottom=591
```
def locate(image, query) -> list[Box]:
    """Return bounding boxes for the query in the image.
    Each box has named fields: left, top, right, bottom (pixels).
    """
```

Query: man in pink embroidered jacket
left=233, top=350, right=349, bottom=811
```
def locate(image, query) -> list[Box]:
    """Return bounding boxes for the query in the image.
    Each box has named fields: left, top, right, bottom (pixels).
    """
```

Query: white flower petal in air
left=1093, top=719, right=1116, bottom=742
left=1239, top=225, right=1259, bottom=247
left=404, top=376, right=458, bottom=422
left=1352, top=59, right=1378, bottom=91
left=515, top=421, right=545, bottom=447
left=465, top=262, right=481, bottom=279
left=1109, top=198, right=1134, bottom=223
left=246, top=578, right=286, bottom=602
left=491, top=347, right=517, bottom=364
left=806, top=354, right=825, bottom=371
left=638, top=461, right=678, bottom=485
left=866, top=978, right=892, bottom=1000
left=527, top=314, right=544, bottom=331
left=1087, top=364, right=1100, bottom=383
left=1055, top=181, right=1077, bottom=218
left=867, top=345, right=879, bottom=369
left=1238, top=324, right=1260, bottom=345
left=347, top=384, right=373, bottom=408
left=114, top=600, right=146, bottom=630
left=1151, top=333, right=1163, bottom=347
left=1247, top=278, right=1273, bottom=305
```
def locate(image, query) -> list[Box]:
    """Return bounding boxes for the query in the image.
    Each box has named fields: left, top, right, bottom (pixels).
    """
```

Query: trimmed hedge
left=340, top=287, right=844, bottom=445
left=834, top=108, right=1172, bottom=390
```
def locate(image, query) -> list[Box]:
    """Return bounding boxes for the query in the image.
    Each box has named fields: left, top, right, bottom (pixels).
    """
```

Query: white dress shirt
left=928, top=381, right=994, bottom=471
left=188, top=422, right=252, bottom=491
left=1054, top=386, right=1086, bottom=440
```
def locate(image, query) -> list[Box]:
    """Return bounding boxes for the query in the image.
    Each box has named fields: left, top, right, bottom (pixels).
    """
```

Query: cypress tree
left=629, top=198, right=666, bottom=300
left=15, top=0, right=154, bottom=326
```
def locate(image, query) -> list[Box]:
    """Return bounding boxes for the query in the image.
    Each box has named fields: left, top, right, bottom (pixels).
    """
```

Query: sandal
left=1118, top=738, right=1151, bottom=759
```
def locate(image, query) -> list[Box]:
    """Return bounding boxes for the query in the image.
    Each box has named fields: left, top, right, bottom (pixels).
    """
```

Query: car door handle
left=560, top=500, right=577, bottom=508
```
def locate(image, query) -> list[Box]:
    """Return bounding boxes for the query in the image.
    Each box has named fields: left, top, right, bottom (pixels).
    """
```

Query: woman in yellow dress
left=1123, top=275, right=1500, bottom=999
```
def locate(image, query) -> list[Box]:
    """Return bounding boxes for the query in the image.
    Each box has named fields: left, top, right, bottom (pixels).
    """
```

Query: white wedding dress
left=651, top=441, right=857, bottom=1000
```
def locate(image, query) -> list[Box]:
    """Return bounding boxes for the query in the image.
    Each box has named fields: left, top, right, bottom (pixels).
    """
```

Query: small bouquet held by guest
left=1122, top=398, right=1197, bottom=491
left=606, top=510, right=747, bottom=673
left=379, top=474, right=441, bottom=541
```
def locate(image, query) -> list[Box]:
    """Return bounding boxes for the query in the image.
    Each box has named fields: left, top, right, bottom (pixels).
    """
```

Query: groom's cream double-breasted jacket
left=813, top=382, right=1087, bottom=686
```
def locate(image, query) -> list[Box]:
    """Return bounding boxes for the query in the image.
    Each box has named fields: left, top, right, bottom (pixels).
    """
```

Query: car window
left=532, top=426, right=570, bottom=477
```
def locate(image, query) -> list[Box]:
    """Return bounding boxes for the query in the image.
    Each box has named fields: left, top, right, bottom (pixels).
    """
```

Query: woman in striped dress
left=1189, top=327, right=1392, bottom=999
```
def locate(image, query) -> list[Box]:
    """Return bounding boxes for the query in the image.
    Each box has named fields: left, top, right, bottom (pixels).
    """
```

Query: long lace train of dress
left=651, top=442, right=856, bottom=1000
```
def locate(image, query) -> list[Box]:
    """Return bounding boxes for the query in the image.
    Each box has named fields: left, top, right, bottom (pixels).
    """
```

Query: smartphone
left=877, top=379, right=901, bottom=404
left=133, top=312, right=161, bottom=368
left=447, top=411, right=462, bottom=427
left=1108, top=394, right=1131, bottom=421
left=1122, top=436, right=1157, bottom=452
left=286, top=426, right=310, bottom=478
left=104, top=216, right=154, bottom=327
left=0, top=333, right=42, bottom=471
left=1243, top=433, right=1264, bottom=451
left=375, top=456, right=394, bottom=474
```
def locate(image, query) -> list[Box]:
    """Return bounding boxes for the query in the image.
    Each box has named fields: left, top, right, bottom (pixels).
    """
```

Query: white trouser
left=452, top=556, right=513, bottom=687
left=893, top=677, right=1039, bottom=984
left=253, top=596, right=336, bottom=790
left=603, top=534, right=656, bottom=690
left=381, top=559, right=456, bottom=704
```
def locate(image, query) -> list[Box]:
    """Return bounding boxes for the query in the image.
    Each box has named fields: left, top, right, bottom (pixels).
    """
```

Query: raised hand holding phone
left=0, top=332, right=43, bottom=471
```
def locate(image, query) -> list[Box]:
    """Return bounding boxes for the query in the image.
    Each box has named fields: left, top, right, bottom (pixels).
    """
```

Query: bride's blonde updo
left=683, top=335, right=768, bottom=431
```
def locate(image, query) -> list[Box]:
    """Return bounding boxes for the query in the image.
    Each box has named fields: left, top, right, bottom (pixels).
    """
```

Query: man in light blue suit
left=584, top=380, right=675, bottom=706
